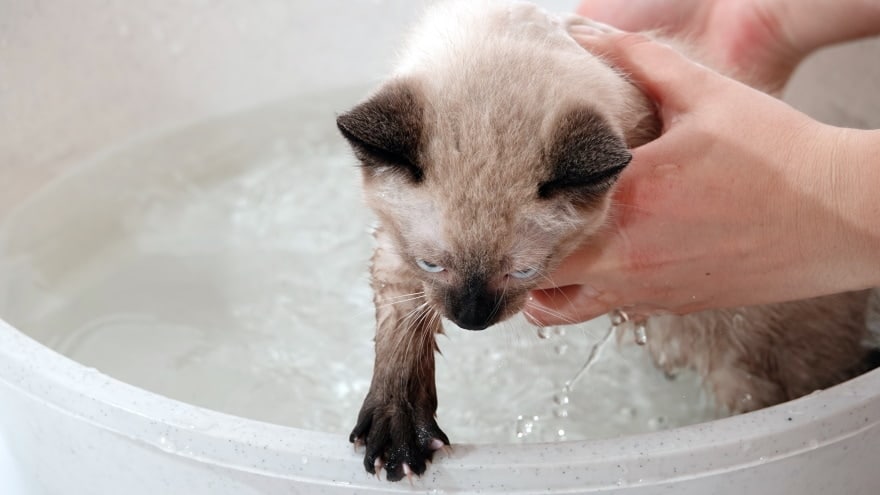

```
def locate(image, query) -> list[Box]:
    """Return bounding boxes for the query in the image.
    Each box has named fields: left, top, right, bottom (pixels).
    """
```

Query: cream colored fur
left=338, top=0, right=876, bottom=480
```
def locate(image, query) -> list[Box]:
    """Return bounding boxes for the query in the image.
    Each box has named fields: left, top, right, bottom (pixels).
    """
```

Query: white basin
left=2, top=1, right=879, bottom=493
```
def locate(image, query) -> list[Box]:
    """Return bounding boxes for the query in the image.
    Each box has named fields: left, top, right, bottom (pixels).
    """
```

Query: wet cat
left=336, top=0, right=876, bottom=481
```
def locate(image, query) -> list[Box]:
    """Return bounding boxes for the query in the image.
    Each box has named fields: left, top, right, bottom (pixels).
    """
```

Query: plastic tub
left=1, top=1, right=879, bottom=493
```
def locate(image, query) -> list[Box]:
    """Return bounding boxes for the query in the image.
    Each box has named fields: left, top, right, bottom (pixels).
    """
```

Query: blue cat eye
left=416, top=259, right=445, bottom=273
left=511, top=267, right=538, bottom=280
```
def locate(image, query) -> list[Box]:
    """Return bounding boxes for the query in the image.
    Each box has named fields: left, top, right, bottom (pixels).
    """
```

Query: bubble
left=514, top=415, right=533, bottom=439
left=619, top=406, right=636, bottom=419
left=648, top=416, right=667, bottom=429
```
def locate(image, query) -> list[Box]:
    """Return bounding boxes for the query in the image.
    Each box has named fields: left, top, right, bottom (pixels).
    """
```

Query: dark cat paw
left=350, top=399, right=449, bottom=481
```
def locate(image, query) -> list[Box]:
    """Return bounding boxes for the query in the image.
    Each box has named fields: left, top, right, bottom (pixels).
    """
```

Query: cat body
left=336, top=0, right=875, bottom=481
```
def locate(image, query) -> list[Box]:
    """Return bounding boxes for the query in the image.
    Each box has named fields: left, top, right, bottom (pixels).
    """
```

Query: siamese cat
left=336, top=0, right=877, bottom=482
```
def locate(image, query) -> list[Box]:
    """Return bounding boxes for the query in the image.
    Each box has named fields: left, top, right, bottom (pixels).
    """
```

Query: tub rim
left=2, top=315, right=879, bottom=490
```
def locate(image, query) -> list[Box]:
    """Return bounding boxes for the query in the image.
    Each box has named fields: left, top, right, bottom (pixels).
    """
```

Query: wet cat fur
left=336, top=0, right=875, bottom=482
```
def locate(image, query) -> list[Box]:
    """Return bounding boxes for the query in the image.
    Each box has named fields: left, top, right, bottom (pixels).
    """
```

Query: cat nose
left=448, top=278, right=503, bottom=331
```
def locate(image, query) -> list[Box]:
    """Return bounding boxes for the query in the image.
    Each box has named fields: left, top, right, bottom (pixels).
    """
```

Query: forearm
left=774, top=0, right=880, bottom=55
left=803, top=125, right=880, bottom=293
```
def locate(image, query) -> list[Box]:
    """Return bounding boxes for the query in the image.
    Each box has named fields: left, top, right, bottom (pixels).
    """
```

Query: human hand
left=576, top=0, right=880, bottom=94
left=524, top=28, right=880, bottom=325
left=575, top=0, right=801, bottom=93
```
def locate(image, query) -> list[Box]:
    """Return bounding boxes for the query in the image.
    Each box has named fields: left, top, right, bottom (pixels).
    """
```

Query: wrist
left=799, top=124, right=880, bottom=294
left=772, top=0, right=880, bottom=56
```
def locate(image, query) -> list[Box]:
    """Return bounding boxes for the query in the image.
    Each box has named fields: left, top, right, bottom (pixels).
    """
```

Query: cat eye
left=416, top=259, right=445, bottom=273
left=510, top=267, right=538, bottom=280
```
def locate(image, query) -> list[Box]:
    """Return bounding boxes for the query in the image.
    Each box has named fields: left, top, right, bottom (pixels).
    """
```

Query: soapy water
left=0, top=88, right=722, bottom=443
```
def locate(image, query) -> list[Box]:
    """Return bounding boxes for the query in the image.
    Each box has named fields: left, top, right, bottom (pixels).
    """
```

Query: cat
left=336, top=0, right=876, bottom=482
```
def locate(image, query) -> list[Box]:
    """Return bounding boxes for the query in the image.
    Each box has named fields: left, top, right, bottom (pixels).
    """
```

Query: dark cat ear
left=538, top=107, right=632, bottom=201
left=336, top=80, right=425, bottom=182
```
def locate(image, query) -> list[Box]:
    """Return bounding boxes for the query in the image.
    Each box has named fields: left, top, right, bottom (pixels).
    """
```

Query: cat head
left=336, top=2, right=655, bottom=330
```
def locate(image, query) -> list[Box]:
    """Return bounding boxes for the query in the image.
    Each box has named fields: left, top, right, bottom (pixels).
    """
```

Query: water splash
left=565, top=320, right=617, bottom=390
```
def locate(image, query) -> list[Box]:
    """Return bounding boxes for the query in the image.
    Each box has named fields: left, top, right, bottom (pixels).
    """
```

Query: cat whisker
left=373, top=293, right=428, bottom=311
left=524, top=303, right=579, bottom=326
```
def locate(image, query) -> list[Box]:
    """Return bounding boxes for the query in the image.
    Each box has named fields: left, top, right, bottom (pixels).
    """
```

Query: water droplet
left=554, top=393, right=570, bottom=405
left=610, top=309, right=629, bottom=326
left=554, top=343, right=568, bottom=355
left=536, top=327, right=551, bottom=339
left=553, top=408, right=569, bottom=418
left=515, top=415, right=528, bottom=439
left=564, top=323, right=616, bottom=390
left=157, top=435, right=176, bottom=452
left=552, top=327, right=566, bottom=337
left=634, top=323, right=647, bottom=345
left=301, top=456, right=309, bottom=464
left=556, top=429, right=566, bottom=439
left=619, top=406, right=636, bottom=419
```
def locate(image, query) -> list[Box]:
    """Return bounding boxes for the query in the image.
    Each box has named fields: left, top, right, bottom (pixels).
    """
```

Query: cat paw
left=350, top=400, right=449, bottom=481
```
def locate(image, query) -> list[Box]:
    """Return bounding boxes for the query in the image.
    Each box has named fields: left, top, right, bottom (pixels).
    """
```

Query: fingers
left=575, top=0, right=676, bottom=32
left=536, top=242, right=607, bottom=289
left=568, top=27, right=718, bottom=116
left=524, top=285, right=611, bottom=326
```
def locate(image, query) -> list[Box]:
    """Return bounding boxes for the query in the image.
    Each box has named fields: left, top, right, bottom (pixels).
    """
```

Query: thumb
left=569, top=26, right=717, bottom=115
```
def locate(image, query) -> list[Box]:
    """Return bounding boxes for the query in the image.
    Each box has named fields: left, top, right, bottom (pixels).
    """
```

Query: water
left=0, top=88, right=721, bottom=443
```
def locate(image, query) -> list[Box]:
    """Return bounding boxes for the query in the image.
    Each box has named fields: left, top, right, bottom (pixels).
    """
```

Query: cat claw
left=403, top=462, right=414, bottom=485
left=373, top=458, right=384, bottom=479
left=352, top=436, right=365, bottom=450
left=430, top=437, right=453, bottom=457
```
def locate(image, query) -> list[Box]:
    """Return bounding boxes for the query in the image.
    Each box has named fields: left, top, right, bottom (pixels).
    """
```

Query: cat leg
left=350, top=228, right=448, bottom=481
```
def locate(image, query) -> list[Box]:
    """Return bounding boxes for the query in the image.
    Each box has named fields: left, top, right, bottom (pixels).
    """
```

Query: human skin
left=573, top=0, right=880, bottom=94
left=523, top=26, right=880, bottom=326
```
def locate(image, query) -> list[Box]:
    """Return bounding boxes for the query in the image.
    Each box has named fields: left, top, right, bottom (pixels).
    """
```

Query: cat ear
left=538, top=107, right=632, bottom=201
left=336, top=80, right=425, bottom=182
